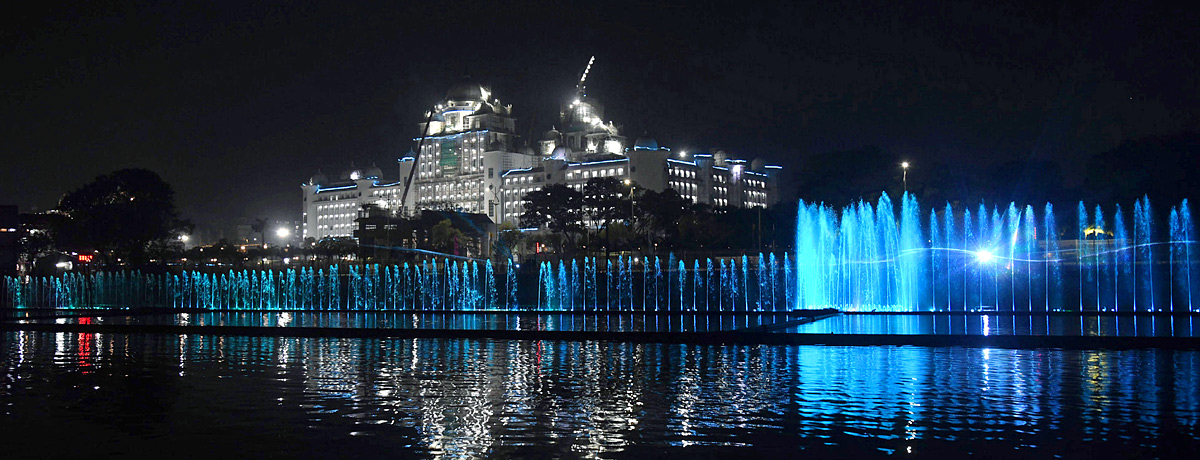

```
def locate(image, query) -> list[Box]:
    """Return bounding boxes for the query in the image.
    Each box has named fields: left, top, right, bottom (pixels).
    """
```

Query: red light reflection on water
left=77, top=317, right=95, bottom=373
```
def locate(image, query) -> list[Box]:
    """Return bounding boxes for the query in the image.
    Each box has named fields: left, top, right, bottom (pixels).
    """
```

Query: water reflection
left=790, top=313, right=1198, bottom=337
left=1, top=332, right=1197, bottom=457
left=20, top=311, right=806, bottom=333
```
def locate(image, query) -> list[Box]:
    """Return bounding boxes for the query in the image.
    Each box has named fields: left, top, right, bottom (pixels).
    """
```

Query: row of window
left=566, top=167, right=625, bottom=181
left=317, top=202, right=357, bottom=212
left=670, top=167, right=698, bottom=179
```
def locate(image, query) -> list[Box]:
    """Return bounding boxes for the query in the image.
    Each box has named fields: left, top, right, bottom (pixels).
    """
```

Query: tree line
left=517, top=177, right=795, bottom=257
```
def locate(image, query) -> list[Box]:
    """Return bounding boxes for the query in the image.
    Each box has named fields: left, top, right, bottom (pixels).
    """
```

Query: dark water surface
left=1, top=331, right=1197, bottom=458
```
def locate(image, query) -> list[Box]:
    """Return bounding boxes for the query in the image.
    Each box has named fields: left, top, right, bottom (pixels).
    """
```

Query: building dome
left=520, top=146, right=537, bottom=156
left=445, top=82, right=488, bottom=101
left=542, top=127, right=561, bottom=141
left=473, top=102, right=495, bottom=115
left=364, top=164, right=383, bottom=179
left=551, top=145, right=570, bottom=160
left=633, top=137, right=659, bottom=151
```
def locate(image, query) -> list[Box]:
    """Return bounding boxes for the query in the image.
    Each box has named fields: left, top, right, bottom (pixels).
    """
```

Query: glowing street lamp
left=901, top=161, right=910, bottom=193
left=179, top=234, right=190, bottom=243
left=276, top=227, right=291, bottom=248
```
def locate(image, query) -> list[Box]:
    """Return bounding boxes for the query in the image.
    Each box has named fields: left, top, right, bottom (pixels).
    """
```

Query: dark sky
left=3, top=0, right=1196, bottom=236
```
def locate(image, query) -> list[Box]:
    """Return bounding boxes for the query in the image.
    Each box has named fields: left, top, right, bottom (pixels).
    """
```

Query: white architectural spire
left=576, top=56, right=595, bottom=97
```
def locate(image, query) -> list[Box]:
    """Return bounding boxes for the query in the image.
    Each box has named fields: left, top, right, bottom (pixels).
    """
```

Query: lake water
left=9, top=311, right=1196, bottom=337
left=787, top=313, right=1199, bottom=337
left=1, top=330, right=1197, bottom=458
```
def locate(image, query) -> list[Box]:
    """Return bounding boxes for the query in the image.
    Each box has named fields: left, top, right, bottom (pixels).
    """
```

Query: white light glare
left=975, top=250, right=995, bottom=264
left=276, top=228, right=291, bottom=238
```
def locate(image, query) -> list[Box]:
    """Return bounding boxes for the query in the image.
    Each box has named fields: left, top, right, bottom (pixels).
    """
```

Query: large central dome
left=445, top=82, right=490, bottom=102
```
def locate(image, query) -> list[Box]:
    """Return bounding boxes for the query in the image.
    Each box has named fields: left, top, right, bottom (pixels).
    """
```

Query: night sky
left=3, top=0, right=1196, bottom=239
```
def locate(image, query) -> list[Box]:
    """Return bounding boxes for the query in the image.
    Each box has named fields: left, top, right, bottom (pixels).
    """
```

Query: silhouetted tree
left=520, top=184, right=584, bottom=253
left=582, top=177, right=630, bottom=253
left=430, top=218, right=465, bottom=254
left=637, top=188, right=694, bottom=250
left=55, top=168, right=191, bottom=267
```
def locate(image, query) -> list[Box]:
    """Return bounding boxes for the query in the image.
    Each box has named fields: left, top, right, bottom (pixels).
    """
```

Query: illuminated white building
left=302, top=75, right=782, bottom=241
left=499, top=137, right=780, bottom=225
left=302, top=83, right=537, bottom=240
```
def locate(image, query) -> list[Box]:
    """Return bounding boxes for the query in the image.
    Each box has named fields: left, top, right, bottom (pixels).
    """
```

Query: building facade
left=499, top=139, right=780, bottom=225
left=302, top=78, right=782, bottom=241
left=301, top=84, right=537, bottom=240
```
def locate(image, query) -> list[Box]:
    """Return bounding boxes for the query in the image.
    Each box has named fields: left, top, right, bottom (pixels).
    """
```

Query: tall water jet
left=782, top=254, right=793, bottom=310
left=1135, top=196, right=1154, bottom=311
left=930, top=208, right=942, bottom=311
left=1180, top=200, right=1195, bottom=311
left=944, top=203, right=956, bottom=311
left=1044, top=204, right=1062, bottom=311
left=1169, top=200, right=1194, bottom=312
left=741, top=255, right=750, bottom=311
left=506, top=261, right=517, bottom=310
left=678, top=259, right=686, bottom=311
left=757, top=253, right=767, bottom=311
left=706, top=258, right=715, bottom=312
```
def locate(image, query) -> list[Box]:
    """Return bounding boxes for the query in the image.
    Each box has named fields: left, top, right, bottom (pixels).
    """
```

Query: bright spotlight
left=276, top=228, right=291, bottom=238
left=901, top=161, right=910, bottom=169
left=179, top=234, right=190, bottom=243
left=975, top=250, right=995, bottom=264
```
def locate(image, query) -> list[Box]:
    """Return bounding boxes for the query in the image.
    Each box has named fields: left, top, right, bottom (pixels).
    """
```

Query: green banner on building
left=439, top=137, right=459, bottom=175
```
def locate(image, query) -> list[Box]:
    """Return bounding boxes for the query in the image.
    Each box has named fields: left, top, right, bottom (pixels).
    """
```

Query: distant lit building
left=499, top=138, right=780, bottom=225
left=302, top=72, right=782, bottom=240
left=301, top=84, right=537, bottom=240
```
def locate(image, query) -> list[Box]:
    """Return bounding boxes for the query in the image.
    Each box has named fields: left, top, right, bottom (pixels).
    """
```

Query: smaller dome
left=473, top=102, right=494, bottom=115
left=520, top=146, right=537, bottom=156
left=633, top=137, right=659, bottom=150
left=542, top=127, right=561, bottom=141
left=364, top=164, right=383, bottom=179
left=551, top=146, right=570, bottom=160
